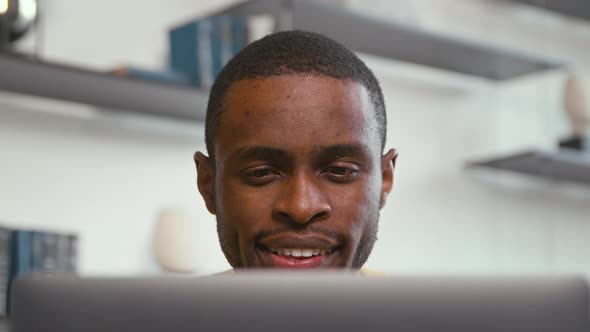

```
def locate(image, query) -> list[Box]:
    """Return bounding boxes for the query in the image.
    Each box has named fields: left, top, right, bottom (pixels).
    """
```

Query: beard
left=215, top=214, right=380, bottom=269
left=216, top=218, right=243, bottom=268
left=351, top=214, right=379, bottom=268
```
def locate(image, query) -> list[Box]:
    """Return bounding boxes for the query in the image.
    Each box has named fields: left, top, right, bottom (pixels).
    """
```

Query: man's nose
left=272, top=172, right=331, bottom=225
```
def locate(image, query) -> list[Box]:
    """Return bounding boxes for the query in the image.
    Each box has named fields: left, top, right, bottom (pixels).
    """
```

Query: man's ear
left=380, top=148, right=398, bottom=209
left=194, top=151, right=216, bottom=215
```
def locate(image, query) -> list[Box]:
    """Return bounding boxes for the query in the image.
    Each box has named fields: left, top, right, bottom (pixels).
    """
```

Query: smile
left=267, top=248, right=334, bottom=257
left=258, top=245, right=341, bottom=268
left=255, top=232, right=342, bottom=268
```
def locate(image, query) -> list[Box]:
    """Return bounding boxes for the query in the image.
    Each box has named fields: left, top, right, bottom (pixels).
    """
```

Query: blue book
left=231, top=16, right=248, bottom=56
left=169, top=15, right=249, bottom=88
left=11, top=230, right=32, bottom=279
left=170, top=19, right=213, bottom=87
left=7, top=230, right=32, bottom=315
left=211, top=15, right=232, bottom=81
left=212, top=15, right=249, bottom=79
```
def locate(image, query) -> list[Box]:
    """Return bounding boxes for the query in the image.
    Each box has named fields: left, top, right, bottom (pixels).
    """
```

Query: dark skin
left=195, top=74, right=397, bottom=269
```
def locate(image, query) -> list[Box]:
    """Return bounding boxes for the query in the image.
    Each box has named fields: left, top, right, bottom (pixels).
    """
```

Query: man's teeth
left=268, top=248, right=332, bottom=257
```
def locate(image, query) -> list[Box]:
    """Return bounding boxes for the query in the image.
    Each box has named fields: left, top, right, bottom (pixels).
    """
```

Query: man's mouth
left=267, top=248, right=334, bottom=257
left=255, top=232, right=342, bottom=268
left=257, top=245, right=340, bottom=268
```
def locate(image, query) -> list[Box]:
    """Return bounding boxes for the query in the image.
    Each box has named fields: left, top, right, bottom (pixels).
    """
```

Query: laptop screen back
left=11, top=272, right=590, bottom=332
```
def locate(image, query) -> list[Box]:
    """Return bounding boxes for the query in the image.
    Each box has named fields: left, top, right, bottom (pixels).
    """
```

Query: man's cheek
left=221, top=189, right=270, bottom=251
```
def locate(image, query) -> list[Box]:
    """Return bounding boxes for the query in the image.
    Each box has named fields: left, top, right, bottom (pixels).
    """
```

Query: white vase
left=153, top=209, right=196, bottom=274
left=564, top=74, right=589, bottom=137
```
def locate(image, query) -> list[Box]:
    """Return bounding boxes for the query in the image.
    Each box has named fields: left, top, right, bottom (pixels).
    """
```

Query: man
left=195, top=30, right=397, bottom=270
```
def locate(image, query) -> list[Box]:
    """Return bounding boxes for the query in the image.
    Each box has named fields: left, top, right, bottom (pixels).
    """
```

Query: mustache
left=254, top=225, right=346, bottom=244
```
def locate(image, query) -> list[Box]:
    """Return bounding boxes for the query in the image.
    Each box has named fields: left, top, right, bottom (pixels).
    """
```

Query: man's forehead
left=221, top=75, right=374, bottom=123
left=214, top=74, right=380, bottom=159
left=222, top=74, right=372, bottom=114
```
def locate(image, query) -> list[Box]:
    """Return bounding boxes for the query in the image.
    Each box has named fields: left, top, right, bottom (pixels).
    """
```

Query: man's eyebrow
left=232, top=146, right=291, bottom=161
left=314, top=144, right=369, bottom=159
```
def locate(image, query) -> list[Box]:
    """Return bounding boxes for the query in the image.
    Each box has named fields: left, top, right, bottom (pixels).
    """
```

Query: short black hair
left=205, top=30, right=386, bottom=158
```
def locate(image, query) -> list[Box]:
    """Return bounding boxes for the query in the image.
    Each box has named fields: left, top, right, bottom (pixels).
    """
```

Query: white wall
left=1, top=0, right=589, bottom=276
left=0, top=94, right=229, bottom=275
left=367, top=65, right=590, bottom=275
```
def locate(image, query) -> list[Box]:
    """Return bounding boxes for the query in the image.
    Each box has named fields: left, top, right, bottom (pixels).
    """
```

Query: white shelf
left=467, top=148, right=590, bottom=185
left=511, top=0, right=590, bottom=21
left=0, top=0, right=566, bottom=121
left=0, top=54, right=209, bottom=121
left=212, top=0, right=562, bottom=80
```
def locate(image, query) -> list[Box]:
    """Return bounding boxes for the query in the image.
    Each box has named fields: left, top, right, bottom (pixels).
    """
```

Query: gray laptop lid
left=11, top=272, right=590, bottom=332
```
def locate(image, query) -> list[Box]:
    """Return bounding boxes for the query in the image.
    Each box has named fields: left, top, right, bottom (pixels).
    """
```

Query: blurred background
left=0, top=0, right=589, bottom=290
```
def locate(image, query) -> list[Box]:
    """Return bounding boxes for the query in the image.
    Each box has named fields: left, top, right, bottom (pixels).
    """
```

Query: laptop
left=11, top=272, right=590, bottom=332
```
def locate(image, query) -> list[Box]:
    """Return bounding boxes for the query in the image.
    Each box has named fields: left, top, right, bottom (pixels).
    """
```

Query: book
left=169, top=15, right=249, bottom=88
left=10, top=230, right=32, bottom=279
left=40, top=232, right=58, bottom=272
left=0, top=227, right=11, bottom=316
left=7, top=229, right=32, bottom=315
left=6, top=229, right=78, bottom=315
left=56, top=233, right=70, bottom=271
left=31, top=231, right=43, bottom=271
left=69, top=235, right=78, bottom=272
left=31, top=231, right=78, bottom=275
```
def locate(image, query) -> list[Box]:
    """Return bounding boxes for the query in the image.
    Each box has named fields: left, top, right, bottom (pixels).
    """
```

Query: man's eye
left=324, top=165, right=359, bottom=182
left=327, top=166, right=350, bottom=175
left=242, top=167, right=279, bottom=185
left=249, top=169, right=272, bottom=178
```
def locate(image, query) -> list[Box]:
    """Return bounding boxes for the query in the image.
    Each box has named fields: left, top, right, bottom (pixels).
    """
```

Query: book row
left=0, top=227, right=78, bottom=316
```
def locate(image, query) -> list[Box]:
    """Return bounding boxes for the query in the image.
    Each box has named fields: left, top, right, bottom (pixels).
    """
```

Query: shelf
left=0, top=54, right=209, bottom=121
left=466, top=148, right=590, bottom=185
left=0, top=1, right=565, bottom=121
left=510, top=0, right=590, bottom=21
left=214, top=0, right=562, bottom=80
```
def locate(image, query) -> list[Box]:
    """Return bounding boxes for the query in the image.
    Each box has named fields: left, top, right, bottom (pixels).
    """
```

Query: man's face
left=196, top=74, right=396, bottom=269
